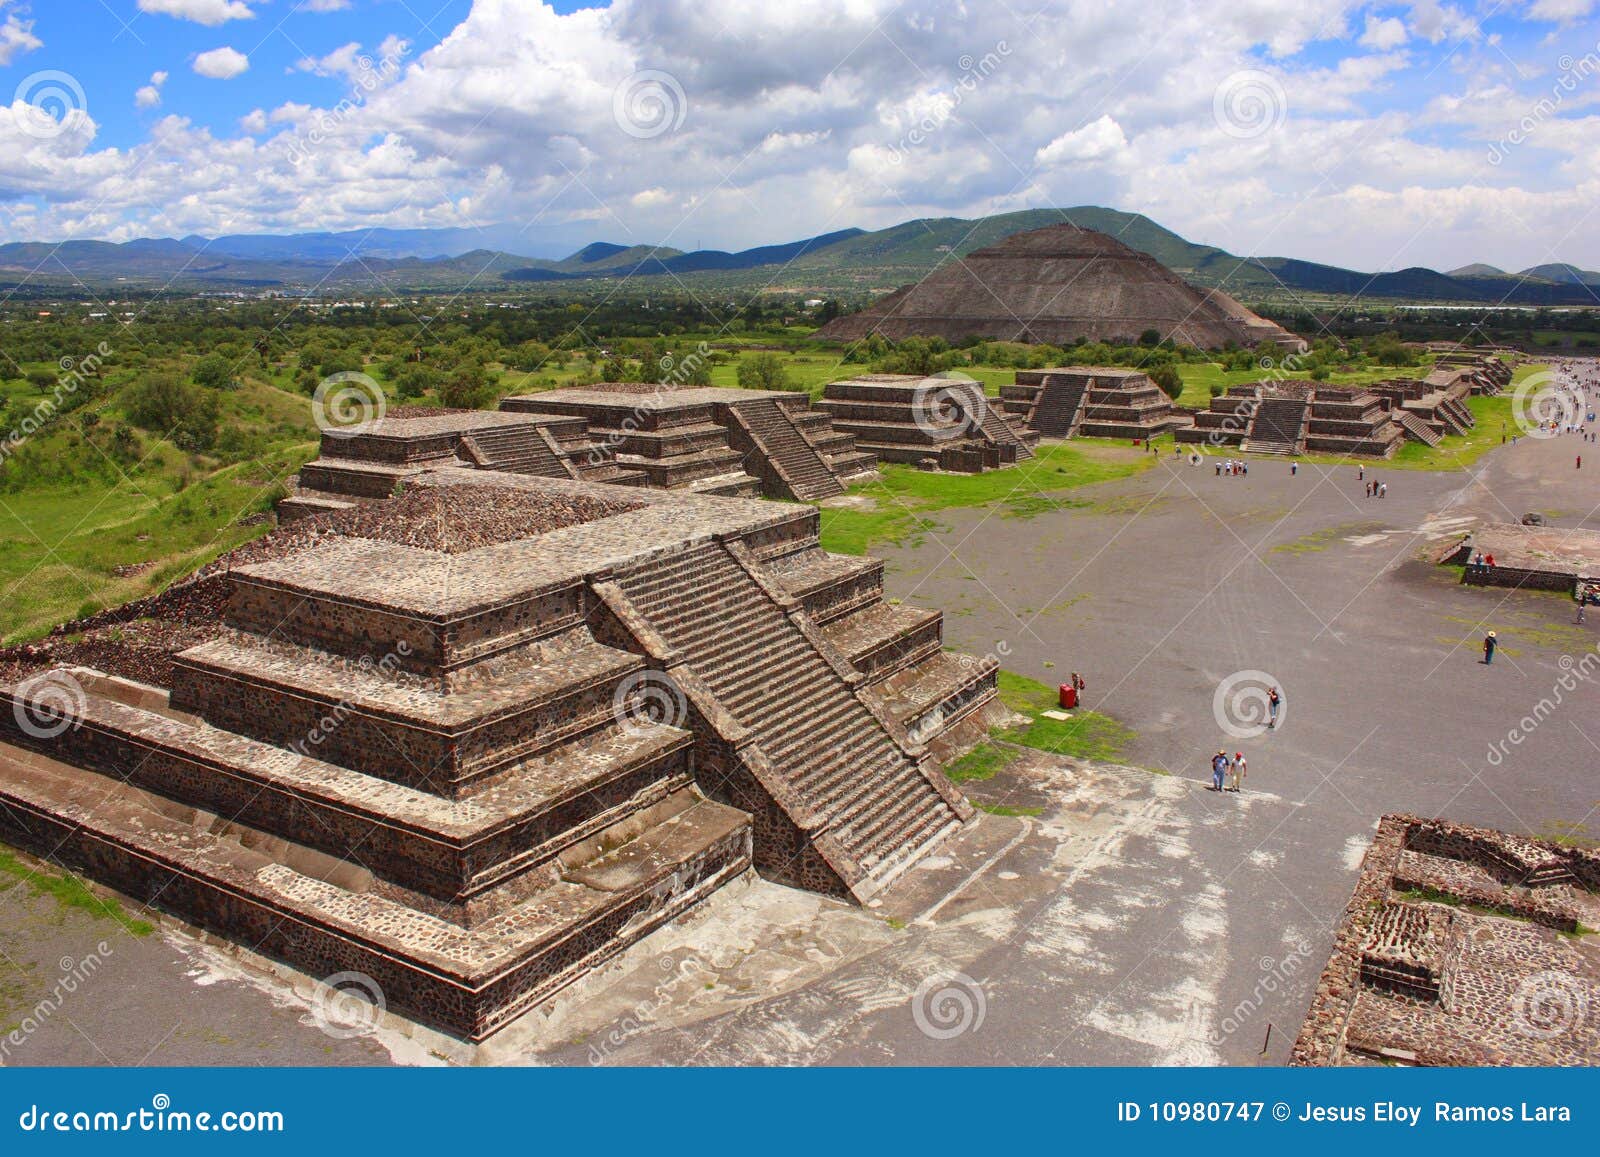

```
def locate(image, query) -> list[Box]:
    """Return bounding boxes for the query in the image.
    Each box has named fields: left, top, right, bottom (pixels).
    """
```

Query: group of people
left=1209, top=750, right=1247, bottom=793
left=1216, top=458, right=1248, bottom=476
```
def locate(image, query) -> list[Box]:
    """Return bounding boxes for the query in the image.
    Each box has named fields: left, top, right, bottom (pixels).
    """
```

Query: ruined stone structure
left=813, top=224, right=1306, bottom=353
left=1365, top=358, right=1506, bottom=447
left=1176, top=382, right=1404, bottom=458
left=813, top=375, right=1037, bottom=473
left=1295, top=814, right=1600, bottom=1067
left=0, top=470, right=995, bottom=1041
left=1433, top=522, right=1600, bottom=595
left=502, top=384, right=875, bottom=501
left=999, top=367, right=1184, bottom=440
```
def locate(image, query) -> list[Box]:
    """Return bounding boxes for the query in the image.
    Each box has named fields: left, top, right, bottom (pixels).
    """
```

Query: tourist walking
left=1228, top=752, right=1246, bottom=793
left=1483, top=631, right=1497, bottom=665
left=1290, top=462, right=1298, bottom=476
left=1211, top=750, right=1229, bottom=791
left=1378, top=482, right=1387, bottom=498
left=1267, top=686, right=1281, bottom=729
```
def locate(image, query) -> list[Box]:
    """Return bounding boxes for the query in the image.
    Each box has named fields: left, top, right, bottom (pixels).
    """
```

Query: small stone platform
left=1433, top=522, right=1600, bottom=594
left=1176, top=381, right=1404, bottom=458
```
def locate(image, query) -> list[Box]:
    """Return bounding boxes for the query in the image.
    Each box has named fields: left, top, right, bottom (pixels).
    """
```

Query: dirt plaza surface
left=5, top=424, right=1600, bottom=1067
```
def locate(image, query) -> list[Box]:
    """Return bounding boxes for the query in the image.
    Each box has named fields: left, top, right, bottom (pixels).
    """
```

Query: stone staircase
left=975, top=394, right=1034, bottom=460
left=459, top=425, right=571, bottom=478
left=1243, top=397, right=1307, bottom=455
left=1395, top=409, right=1443, bottom=447
left=728, top=398, right=846, bottom=500
left=612, top=542, right=968, bottom=899
left=1028, top=374, right=1087, bottom=437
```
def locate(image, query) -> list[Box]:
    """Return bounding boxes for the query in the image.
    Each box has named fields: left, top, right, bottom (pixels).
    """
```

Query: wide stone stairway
left=1029, top=374, right=1088, bottom=437
left=1245, top=396, right=1308, bottom=454
left=613, top=541, right=968, bottom=900
left=729, top=398, right=847, bottom=500
left=459, top=423, right=567, bottom=476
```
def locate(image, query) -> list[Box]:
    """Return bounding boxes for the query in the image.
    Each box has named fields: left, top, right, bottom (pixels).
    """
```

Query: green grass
left=992, top=670, right=1137, bottom=763
left=0, top=848, right=154, bottom=936
left=943, top=741, right=1016, bottom=783
left=818, top=441, right=1152, bottom=555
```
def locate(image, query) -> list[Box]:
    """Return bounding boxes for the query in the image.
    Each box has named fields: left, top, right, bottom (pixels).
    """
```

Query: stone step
left=0, top=746, right=750, bottom=1042
left=169, top=630, right=646, bottom=797
left=0, top=676, right=695, bottom=916
left=820, top=601, right=944, bottom=684
left=277, top=494, right=357, bottom=524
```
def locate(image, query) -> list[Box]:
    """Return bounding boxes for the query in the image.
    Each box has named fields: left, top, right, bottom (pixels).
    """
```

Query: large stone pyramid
left=815, top=223, right=1305, bottom=352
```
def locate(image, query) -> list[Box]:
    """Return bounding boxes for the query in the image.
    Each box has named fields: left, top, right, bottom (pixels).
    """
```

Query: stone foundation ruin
left=0, top=469, right=999, bottom=1041
left=1294, top=814, right=1600, bottom=1067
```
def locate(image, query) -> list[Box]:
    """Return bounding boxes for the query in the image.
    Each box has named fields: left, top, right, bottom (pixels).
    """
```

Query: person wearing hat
left=1210, top=750, right=1229, bottom=791
left=1484, top=631, right=1497, bottom=665
left=1228, top=752, right=1246, bottom=793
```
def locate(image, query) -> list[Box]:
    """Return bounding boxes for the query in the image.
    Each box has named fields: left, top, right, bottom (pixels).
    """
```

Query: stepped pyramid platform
left=502, top=384, right=877, bottom=502
left=283, top=408, right=636, bottom=523
left=814, top=375, right=1037, bottom=473
left=813, top=223, right=1307, bottom=353
left=0, top=469, right=994, bottom=1040
left=1000, top=367, right=1184, bottom=440
left=1176, top=381, right=1403, bottom=458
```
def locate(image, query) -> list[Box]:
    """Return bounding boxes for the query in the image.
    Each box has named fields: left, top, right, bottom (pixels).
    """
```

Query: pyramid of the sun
left=814, top=223, right=1305, bottom=353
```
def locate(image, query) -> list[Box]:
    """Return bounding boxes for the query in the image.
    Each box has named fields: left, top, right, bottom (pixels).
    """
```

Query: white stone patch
left=1342, top=832, right=1373, bottom=871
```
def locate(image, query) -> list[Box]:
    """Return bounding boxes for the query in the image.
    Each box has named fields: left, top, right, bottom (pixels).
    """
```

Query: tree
left=192, top=353, right=238, bottom=390
left=395, top=364, right=440, bottom=401
left=736, top=352, right=792, bottom=391
left=123, top=374, right=221, bottom=452
left=439, top=362, right=491, bottom=409
left=1148, top=362, right=1183, bottom=401
left=1138, top=328, right=1162, bottom=347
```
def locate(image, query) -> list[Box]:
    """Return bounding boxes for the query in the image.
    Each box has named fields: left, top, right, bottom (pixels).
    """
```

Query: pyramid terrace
left=814, top=374, right=1038, bottom=473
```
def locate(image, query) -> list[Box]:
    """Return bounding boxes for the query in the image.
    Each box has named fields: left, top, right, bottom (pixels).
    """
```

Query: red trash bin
left=1059, top=683, right=1078, bottom=709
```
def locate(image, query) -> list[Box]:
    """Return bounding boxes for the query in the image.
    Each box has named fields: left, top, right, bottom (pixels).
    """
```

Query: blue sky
left=1, top=1, right=1598, bottom=270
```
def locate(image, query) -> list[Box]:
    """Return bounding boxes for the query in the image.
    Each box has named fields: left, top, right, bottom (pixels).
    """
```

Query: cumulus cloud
left=0, top=3, right=41, bottom=65
left=1035, top=116, right=1129, bottom=165
left=135, top=70, right=169, bottom=109
left=138, top=0, right=254, bottom=25
left=1359, top=15, right=1408, bottom=49
left=0, top=0, right=1596, bottom=271
left=193, top=46, right=249, bottom=79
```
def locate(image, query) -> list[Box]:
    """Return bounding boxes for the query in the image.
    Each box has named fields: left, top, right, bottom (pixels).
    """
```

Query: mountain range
left=1, top=207, right=1597, bottom=306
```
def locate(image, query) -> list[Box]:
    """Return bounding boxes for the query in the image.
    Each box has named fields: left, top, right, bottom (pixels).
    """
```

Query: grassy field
left=817, top=440, right=1154, bottom=555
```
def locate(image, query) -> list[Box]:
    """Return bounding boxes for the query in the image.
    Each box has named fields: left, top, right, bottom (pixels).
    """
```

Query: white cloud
left=138, top=0, right=254, bottom=25
left=193, top=46, right=249, bottom=79
left=135, top=70, right=169, bottom=109
left=0, top=3, right=41, bottom=65
left=1035, top=115, right=1129, bottom=165
left=1, top=0, right=1597, bottom=271
left=1527, top=0, right=1597, bottom=21
left=1359, top=15, right=1408, bottom=49
left=302, top=0, right=351, bottom=10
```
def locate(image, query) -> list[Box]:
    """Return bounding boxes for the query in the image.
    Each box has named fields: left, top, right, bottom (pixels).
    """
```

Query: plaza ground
left=4, top=426, right=1600, bottom=1065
